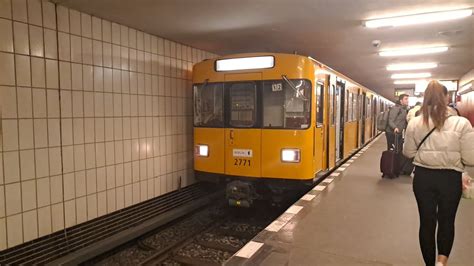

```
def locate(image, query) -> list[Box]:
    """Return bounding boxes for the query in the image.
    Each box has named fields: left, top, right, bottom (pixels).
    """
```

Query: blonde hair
left=421, top=80, right=448, bottom=129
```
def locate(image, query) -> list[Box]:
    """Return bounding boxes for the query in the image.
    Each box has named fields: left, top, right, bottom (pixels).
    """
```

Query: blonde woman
left=404, top=80, right=474, bottom=266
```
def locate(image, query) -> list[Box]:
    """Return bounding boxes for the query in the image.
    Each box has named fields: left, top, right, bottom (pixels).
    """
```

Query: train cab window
left=316, top=82, right=324, bottom=127
left=263, top=79, right=311, bottom=129
left=193, top=82, right=224, bottom=127
left=227, top=82, right=257, bottom=128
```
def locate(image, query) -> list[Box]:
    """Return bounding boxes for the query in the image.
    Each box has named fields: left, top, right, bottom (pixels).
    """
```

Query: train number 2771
left=234, top=158, right=251, bottom=166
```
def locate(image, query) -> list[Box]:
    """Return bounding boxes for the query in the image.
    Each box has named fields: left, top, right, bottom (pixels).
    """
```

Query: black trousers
left=413, top=166, right=462, bottom=266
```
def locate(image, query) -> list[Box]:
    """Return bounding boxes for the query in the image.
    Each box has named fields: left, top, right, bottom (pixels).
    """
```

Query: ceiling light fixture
left=365, top=8, right=473, bottom=28
left=394, top=79, right=427, bottom=85
left=379, top=46, right=448, bottom=57
left=391, top=73, right=431, bottom=79
left=387, top=62, right=438, bottom=71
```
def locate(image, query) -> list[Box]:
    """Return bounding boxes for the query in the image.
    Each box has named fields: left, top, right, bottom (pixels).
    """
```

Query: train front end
left=193, top=53, right=318, bottom=206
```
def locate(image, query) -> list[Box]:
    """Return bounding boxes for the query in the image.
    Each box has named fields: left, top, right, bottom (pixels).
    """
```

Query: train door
left=361, top=93, right=366, bottom=144
left=314, top=81, right=326, bottom=173
left=328, top=76, right=337, bottom=169
left=373, top=99, right=378, bottom=136
left=224, top=73, right=262, bottom=177
left=335, top=79, right=345, bottom=161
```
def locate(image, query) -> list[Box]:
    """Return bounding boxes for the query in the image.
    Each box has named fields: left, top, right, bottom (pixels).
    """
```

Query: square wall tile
left=49, top=147, right=62, bottom=175
left=59, top=61, right=71, bottom=89
left=0, top=52, right=15, bottom=86
left=31, top=57, right=45, bottom=88
left=2, top=120, right=18, bottom=151
left=81, top=13, right=91, bottom=38
left=13, top=22, right=29, bottom=55
left=60, top=119, right=72, bottom=146
left=0, top=0, right=12, bottom=19
left=18, top=119, right=33, bottom=149
left=92, top=41, right=102, bottom=67
left=97, top=191, right=106, bottom=216
left=44, top=29, right=57, bottom=59
left=20, top=149, right=35, bottom=180
left=34, top=119, right=48, bottom=148
left=46, top=59, right=59, bottom=89
left=5, top=182, right=21, bottom=215
left=15, top=55, right=31, bottom=86
left=83, top=65, right=93, bottom=91
left=27, top=0, right=42, bottom=26
left=12, top=0, right=27, bottom=23
left=38, top=205, right=51, bottom=237
left=92, top=17, right=101, bottom=40
left=21, top=180, right=36, bottom=211
left=0, top=218, right=4, bottom=250
left=82, top=37, right=92, bottom=65
left=47, top=89, right=60, bottom=118
left=70, top=35, right=82, bottom=63
left=32, top=88, right=47, bottom=118
left=0, top=86, right=17, bottom=118
left=86, top=169, right=96, bottom=194
left=35, top=148, right=49, bottom=178
left=102, top=20, right=111, bottom=42
left=58, top=32, right=70, bottom=61
left=63, top=172, right=75, bottom=200
left=0, top=18, right=13, bottom=52
left=64, top=199, right=76, bottom=227
left=69, top=9, right=80, bottom=35
left=87, top=194, right=97, bottom=220
left=29, top=25, right=44, bottom=57
left=6, top=214, right=22, bottom=248
left=74, top=144, right=85, bottom=171
left=23, top=209, right=38, bottom=241
left=76, top=196, right=87, bottom=224
left=51, top=203, right=64, bottom=232
left=75, top=171, right=86, bottom=197
left=50, top=174, right=63, bottom=204
left=37, top=177, right=50, bottom=207
left=17, top=87, right=33, bottom=118
left=56, top=5, right=69, bottom=33
left=42, top=0, right=56, bottom=30
left=71, top=63, right=83, bottom=90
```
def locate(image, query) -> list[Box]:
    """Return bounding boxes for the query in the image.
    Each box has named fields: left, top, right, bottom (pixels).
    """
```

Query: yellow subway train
left=192, top=53, right=392, bottom=206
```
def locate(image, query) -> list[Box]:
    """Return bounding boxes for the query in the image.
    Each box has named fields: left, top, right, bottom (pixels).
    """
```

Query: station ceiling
left=55, top=0, right=474, bottom=100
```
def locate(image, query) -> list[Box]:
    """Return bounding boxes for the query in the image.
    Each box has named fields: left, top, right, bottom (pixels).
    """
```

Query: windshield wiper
left=281, top=75, right=308, bottom=101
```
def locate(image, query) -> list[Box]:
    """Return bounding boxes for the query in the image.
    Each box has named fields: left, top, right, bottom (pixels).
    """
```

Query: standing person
left=407, top=101, right=422, bottom=123
left=404, top=81, right=474, bottom=266
left=385, top=94, right=409, bottom=152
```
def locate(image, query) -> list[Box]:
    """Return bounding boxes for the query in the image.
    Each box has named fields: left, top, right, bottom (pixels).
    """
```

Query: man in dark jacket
left=386, top=94, right=409, bottom=152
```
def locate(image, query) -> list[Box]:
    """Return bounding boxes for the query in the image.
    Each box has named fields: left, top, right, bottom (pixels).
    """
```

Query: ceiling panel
left=55, top=0, right=474, bottom=100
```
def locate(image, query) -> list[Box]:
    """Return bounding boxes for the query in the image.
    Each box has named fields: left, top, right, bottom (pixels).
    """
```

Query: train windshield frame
left=193, top=79, right=312, bottom=129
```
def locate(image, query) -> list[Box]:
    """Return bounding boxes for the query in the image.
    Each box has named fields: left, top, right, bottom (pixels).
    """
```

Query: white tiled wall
left=0, top=0, right=215, bottom=250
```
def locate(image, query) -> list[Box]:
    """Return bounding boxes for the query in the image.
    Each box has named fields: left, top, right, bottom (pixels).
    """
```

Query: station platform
left=225, top=134, right=474, bottom=266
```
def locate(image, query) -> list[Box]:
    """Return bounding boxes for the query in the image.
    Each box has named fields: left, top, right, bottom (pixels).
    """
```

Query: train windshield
left=193, top=82, right=224, bottom=127
left=193, top=79, right=311, bottom=129
left=263, top=79, right=311, bottom=129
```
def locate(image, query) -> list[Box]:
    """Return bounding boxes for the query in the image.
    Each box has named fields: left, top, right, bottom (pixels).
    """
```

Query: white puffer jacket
left=403, top=115, right=474, bottom=173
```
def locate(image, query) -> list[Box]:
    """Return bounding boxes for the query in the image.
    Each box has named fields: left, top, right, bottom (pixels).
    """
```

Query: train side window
left=263, top=79, right=311, bottom=129
left=316, top=82, right=324, bottom=127
left=227, top=82, right=257, bottom=128
left=348, top=93, right=353, bottom=122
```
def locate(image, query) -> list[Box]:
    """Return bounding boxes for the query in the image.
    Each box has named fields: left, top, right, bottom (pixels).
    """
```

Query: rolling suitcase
left=380, top=136, right=400, bottom=178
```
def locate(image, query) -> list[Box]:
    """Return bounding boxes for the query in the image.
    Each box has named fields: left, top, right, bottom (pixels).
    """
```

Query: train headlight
left=281, top=149, right=300, bottom=163
left=195, top=145, right=209, bottom=157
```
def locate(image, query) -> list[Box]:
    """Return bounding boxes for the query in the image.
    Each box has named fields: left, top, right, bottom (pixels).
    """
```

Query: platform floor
left=225, top=134, right=474, bottom=266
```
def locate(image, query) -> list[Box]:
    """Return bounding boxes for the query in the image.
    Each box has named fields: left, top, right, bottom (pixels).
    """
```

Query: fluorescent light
left=394, top=79, right=427, bottom=85
left=365, top=9, right=473, bottom=28
left=387, top=62, right=438, bottom=71
left=379, top=46, right=448, bottom=57
left=216, top=56, right=274, bottom=71
left=391, top=73, right=431, bottom=79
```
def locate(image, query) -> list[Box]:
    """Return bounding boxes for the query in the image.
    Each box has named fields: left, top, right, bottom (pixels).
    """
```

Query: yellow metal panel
left=225, top=129, right=261, bottom=177
left=194, top=128, right=225, bottom=174
left=261, top=129, right=314, bottom=180
left=328, top=126, right=336, bottom=168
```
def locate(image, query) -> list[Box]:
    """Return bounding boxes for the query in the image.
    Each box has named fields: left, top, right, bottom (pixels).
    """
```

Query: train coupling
left=226, top=180, right=258, bottom=208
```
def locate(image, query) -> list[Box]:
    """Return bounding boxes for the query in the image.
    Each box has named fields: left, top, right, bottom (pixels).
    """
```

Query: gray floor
left=226, top=136, right=474, bottom=266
